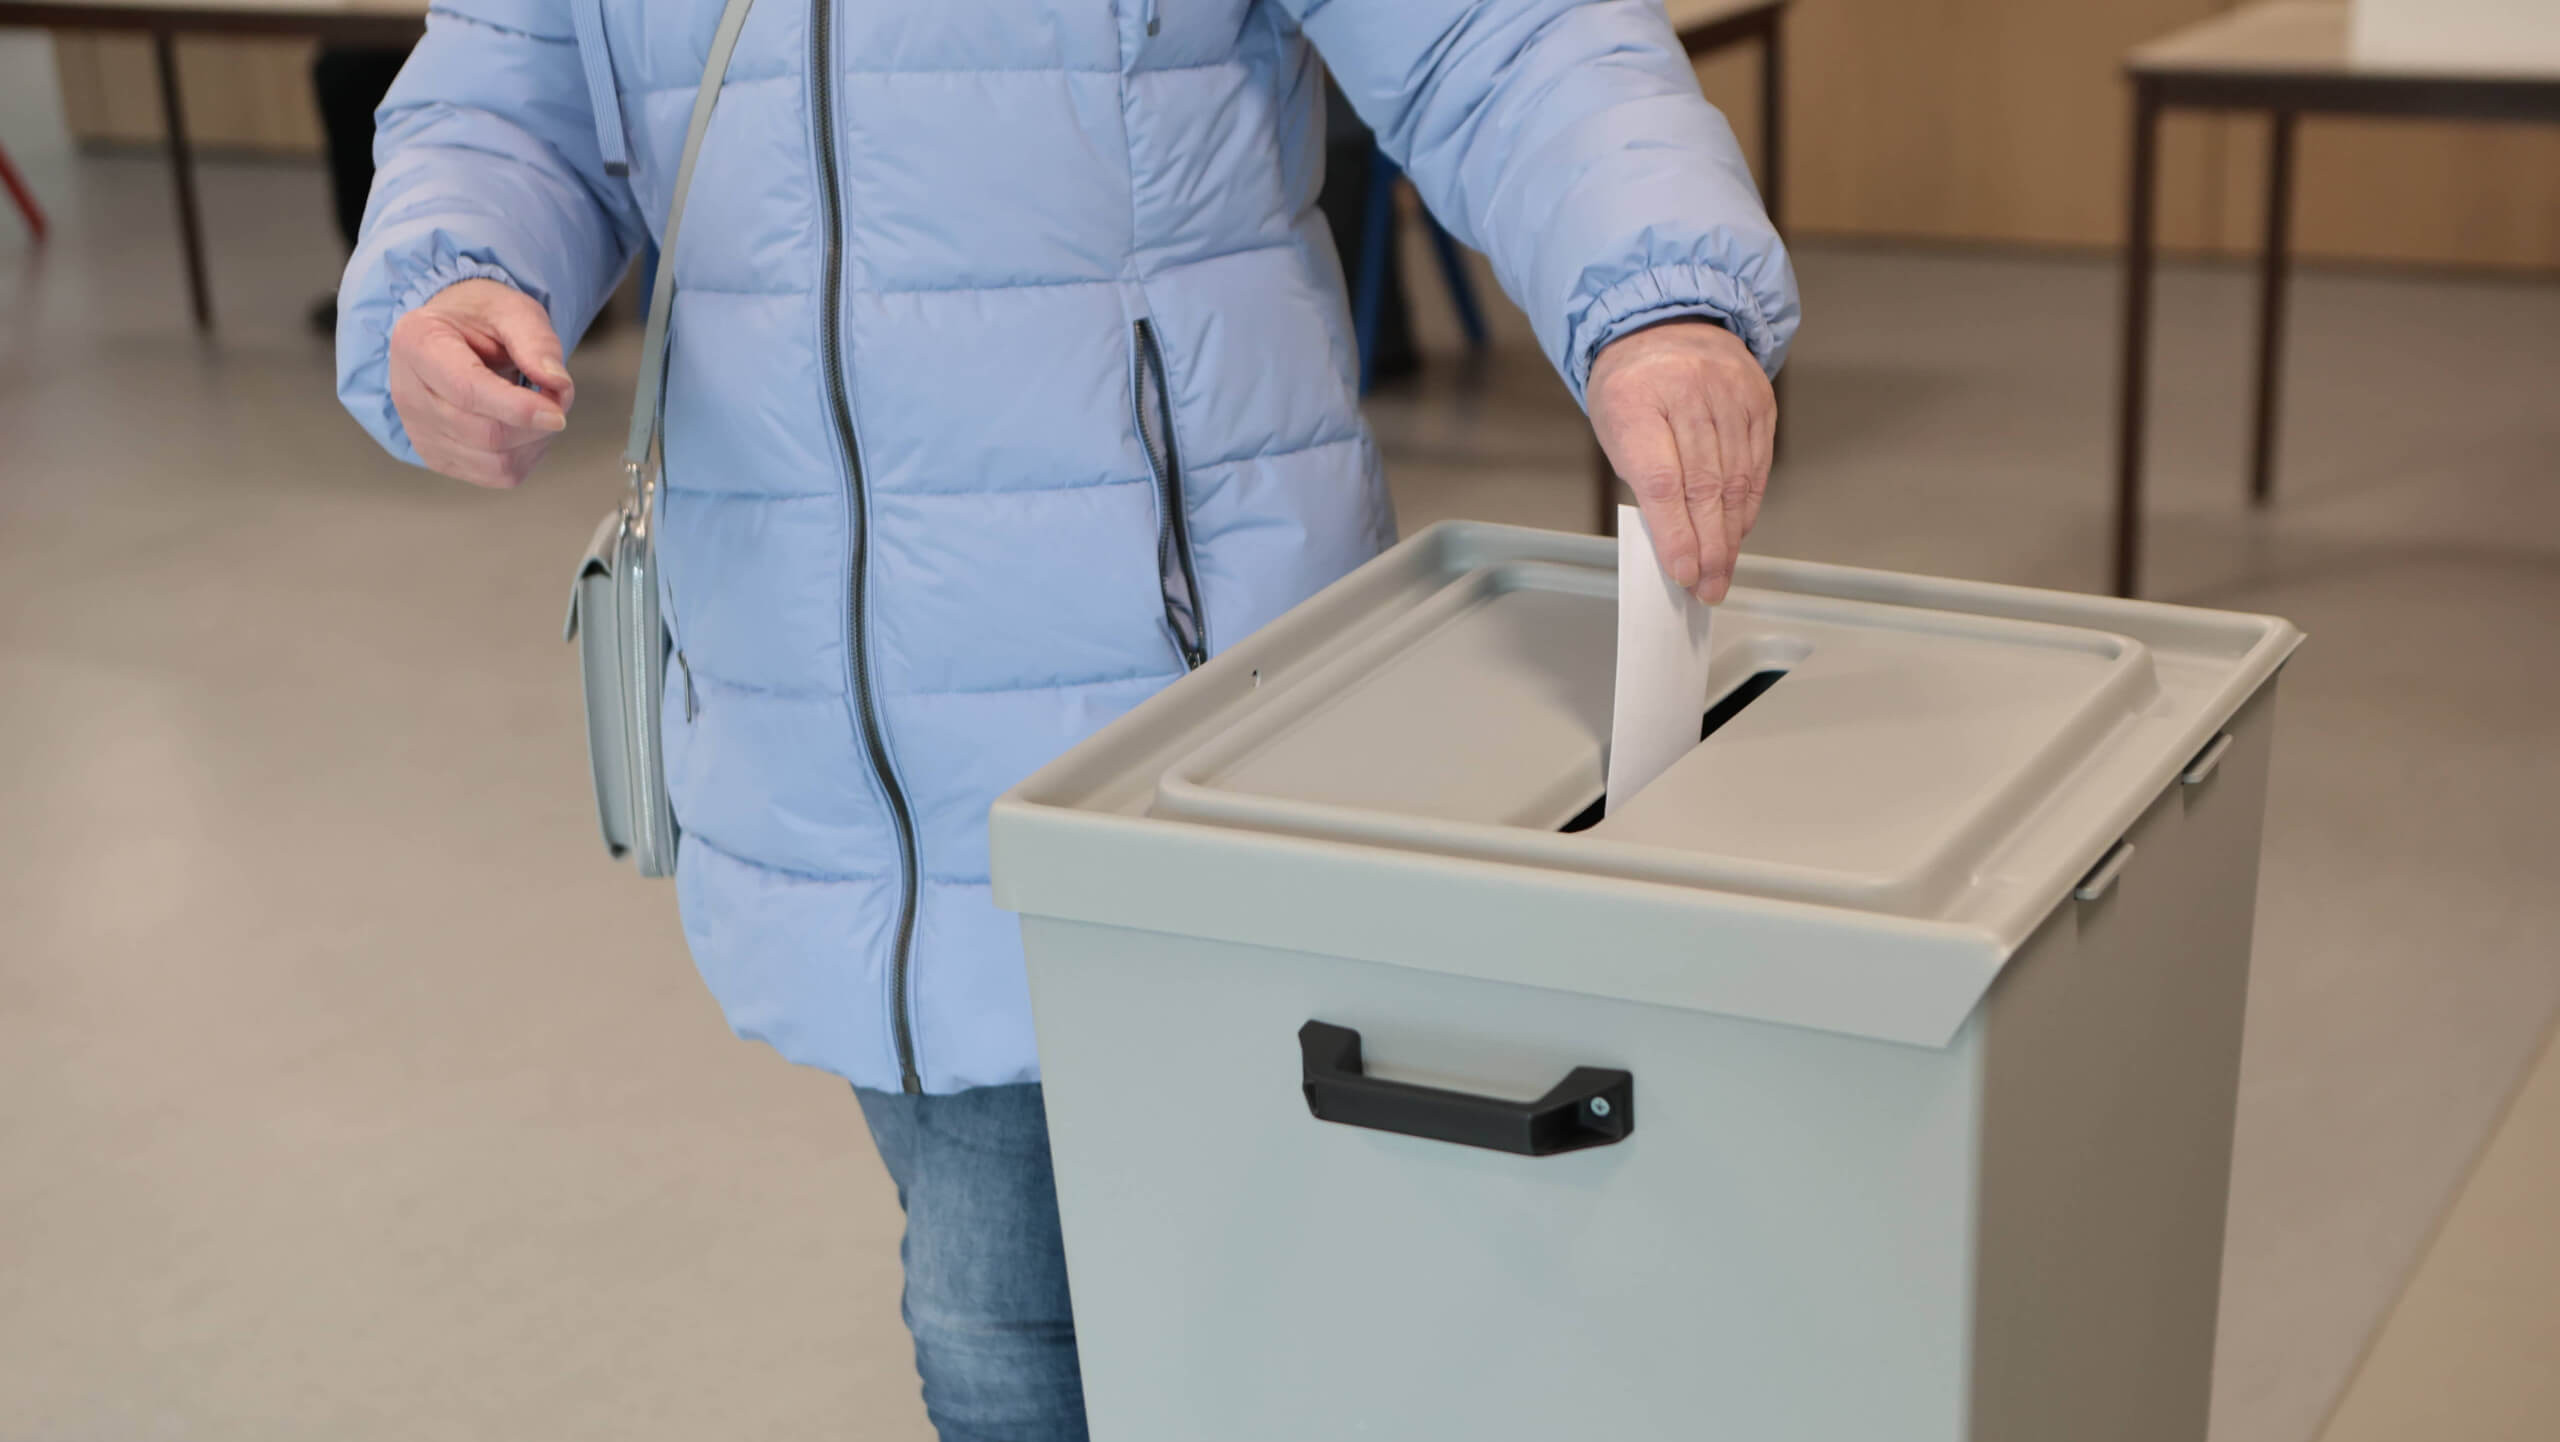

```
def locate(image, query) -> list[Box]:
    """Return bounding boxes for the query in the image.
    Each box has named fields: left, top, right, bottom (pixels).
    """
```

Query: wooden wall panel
left=2215, top=114, right=2560, bottom=269
left=1773, top=0, right=2239, bottom=250
left=41, top=3, right=2560, bottom=270
left=51, top=33, right=321, bottom=154
left=1759, top=0, right=2560, bottom=272
left=191, top=36, right=326, bottom=152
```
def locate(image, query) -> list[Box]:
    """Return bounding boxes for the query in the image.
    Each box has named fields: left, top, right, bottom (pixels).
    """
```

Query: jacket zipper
left=812, top=0, right=926, bottom=1094
left=1133, top=319, right=1208, bottom=670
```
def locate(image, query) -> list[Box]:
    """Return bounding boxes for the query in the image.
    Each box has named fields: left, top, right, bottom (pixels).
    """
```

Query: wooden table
left=0, top=0, right=427, bottom=331
left=2114, top=0, right=2560, bottom=596
left=1593, top=0, right=1790, bottom=537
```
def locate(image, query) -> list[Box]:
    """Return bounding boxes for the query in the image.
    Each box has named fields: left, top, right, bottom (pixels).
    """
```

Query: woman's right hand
left=386, top=278, right=575, bottom=488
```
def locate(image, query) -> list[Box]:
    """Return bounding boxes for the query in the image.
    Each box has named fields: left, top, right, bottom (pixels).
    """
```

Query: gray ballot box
left=992, top=522, right=2300, bottom=1442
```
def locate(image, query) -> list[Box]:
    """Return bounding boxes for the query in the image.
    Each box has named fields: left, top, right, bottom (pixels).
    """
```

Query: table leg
left=151, top=29, right=213, bottom=332
left=2249, top=110, right=2297, bottom=509
left=1759, top=13, right=1785, bottom=233
left=1761, top=12, right=1787, bottom=464
left=1594, top=437, right=1617, bottom=537
left=2111, top=80, right=2162, bottom=599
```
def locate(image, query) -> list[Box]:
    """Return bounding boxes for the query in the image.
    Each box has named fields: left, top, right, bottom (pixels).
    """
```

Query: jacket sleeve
left=1282, top=0, right=1799, bottom=403
left=335, top=0, right=646, bottom=463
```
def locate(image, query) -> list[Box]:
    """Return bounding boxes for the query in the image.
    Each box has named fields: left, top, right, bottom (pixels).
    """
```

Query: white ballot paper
left=1608, top=504, right=1715, bottom=814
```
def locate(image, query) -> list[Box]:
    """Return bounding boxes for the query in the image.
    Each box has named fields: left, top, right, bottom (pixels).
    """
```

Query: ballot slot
left=1559, top=667, right=1791, bottom=833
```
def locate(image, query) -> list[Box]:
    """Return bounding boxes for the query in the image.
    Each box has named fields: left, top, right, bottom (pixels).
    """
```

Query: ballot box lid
left=995, top=523, right=2299, bottom=1047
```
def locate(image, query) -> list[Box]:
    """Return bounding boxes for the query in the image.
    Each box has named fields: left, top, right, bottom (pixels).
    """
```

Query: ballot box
left=992, top=522, right=2300, bottom=1442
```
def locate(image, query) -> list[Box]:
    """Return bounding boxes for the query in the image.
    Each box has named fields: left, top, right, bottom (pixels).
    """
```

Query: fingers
left=408, top=385, right=557, bottom=463
left=481, top=286, right=575, bottom=409
left=453, top=435, right=558, bottom=490
left=1737, top=387, right=1775, bottom=540
left=411, top=415, right=558, bottom=489
left=389, top=311, right=568, bottom=489
left=415, top=326, right=567, bottom=434
left=407, top=343, right=564, bottom=490
left=1699, top=383, right=1763, bottom=604
left=1600, top=406, right=1703, bottom=595
left=1588, top=321, right=1780, bottom=607
left=1667, top=390, right=1733, bottom=605
left=384, top=281, right=578, bottom=489
left=403, top=404, right=557, bottom=489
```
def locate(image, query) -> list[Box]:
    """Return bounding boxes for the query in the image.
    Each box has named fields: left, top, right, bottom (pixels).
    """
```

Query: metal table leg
left=1760, top=8, right=1787, bottom=464
left=2112, top=78, right=2162, bottom=598
left=1758, top=12, right=1785, bottom=232
left=151, top=29, right=213, bottom=331
left=1594, top=437, right=1618, bottom=536
left=2249, top=110, right=2297, bottom=508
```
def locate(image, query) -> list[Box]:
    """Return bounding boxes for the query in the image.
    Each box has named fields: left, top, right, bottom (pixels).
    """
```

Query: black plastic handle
left=1298, top=1022, right=1633, bottom=1156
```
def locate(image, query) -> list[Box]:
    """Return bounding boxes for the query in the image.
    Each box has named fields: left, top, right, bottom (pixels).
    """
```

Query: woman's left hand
left=1586, top=319, right=1776, bottom=605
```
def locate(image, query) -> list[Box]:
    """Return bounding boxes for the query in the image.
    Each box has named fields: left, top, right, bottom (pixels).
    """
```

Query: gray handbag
left=562, top=0, right=758, bottom=876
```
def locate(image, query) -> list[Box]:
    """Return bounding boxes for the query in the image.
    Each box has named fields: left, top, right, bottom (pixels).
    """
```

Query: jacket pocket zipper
left=1133, top=318, right=1207, bottom=670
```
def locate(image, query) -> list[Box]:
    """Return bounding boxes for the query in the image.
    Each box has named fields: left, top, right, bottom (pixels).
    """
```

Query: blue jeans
left=855, top=1083, right=1090, bottom=1442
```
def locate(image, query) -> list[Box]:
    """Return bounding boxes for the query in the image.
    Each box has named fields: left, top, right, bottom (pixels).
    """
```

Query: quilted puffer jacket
left=338, top=0, right=1799, bottom=1093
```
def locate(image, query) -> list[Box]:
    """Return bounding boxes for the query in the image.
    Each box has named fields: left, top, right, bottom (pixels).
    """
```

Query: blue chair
left=1353, top=146, right=1489, bottom=393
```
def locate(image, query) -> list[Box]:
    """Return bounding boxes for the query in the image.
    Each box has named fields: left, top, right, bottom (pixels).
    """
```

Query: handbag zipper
left=1133, top=318, right=1208, bottom=670
left=812, top=0, right=925, bottom=1094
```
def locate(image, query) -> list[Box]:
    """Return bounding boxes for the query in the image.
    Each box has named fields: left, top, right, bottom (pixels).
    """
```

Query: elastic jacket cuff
left=344, top=252, right=543, bottom=465
left=1566, top=262, right=1785, bottom=406
left=390, top=255, right=529, bottom=320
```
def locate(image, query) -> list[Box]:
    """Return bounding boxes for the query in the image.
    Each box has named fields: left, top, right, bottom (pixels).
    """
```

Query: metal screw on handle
left=1589, top=1097, right=1613, bottom=1118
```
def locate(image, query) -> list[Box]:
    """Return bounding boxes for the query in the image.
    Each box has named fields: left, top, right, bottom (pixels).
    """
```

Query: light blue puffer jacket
left=339, top=0, right=1798, bottom=1093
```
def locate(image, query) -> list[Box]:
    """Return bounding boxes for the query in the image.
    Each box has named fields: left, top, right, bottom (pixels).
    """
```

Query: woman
left=336, top=1, right=1796, bottom=1435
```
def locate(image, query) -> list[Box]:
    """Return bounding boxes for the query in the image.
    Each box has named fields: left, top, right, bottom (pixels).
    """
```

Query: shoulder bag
left=563, top=0, right=759, bottom=876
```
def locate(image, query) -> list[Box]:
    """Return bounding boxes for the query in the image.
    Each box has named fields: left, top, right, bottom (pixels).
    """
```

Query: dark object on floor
left=313, top=46, right=415, bottom=251
left=1352, top=148, right=1488, bottom=391
left=1318, top=83, right=1418, bottom=387
left=1316, top=79, right=1491, bottom=393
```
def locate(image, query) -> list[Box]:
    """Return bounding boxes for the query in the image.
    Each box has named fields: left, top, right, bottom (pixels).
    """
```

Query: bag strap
left=621, top=0, right=763, bottom=476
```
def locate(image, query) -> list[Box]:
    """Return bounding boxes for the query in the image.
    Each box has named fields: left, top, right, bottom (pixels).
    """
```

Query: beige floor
left=2319, top=1023, right=2560, bottom=1442
left=4, top=34, right=2558, bottom=1442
